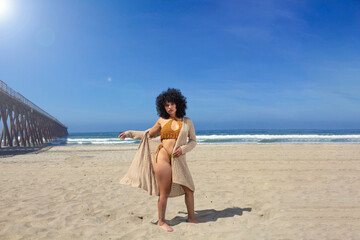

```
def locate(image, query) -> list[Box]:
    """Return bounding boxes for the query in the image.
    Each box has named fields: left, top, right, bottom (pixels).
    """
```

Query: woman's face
left=164, top=101, right=177, bottom=116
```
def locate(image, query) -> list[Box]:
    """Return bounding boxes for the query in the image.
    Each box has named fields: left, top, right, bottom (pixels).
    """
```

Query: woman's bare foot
left=186, top=218, right=200, bottom=223
left=158, top=221, right=174, bottom=232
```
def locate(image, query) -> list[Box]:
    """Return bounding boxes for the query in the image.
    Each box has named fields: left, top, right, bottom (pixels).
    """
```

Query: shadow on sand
left=152, top=207, right=252, bottom=226
left=0, top=146, right=53, bottom=158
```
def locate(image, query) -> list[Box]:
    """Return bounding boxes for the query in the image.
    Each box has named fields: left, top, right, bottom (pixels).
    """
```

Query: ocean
left=48, top=129, right=360, bottom=146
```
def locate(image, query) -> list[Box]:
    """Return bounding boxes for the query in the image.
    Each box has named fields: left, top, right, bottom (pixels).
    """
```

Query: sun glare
left=0, top=0, right=11, bottom=19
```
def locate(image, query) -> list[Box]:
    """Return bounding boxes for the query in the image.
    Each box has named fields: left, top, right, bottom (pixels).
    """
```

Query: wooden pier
left=0, top=80, right=68, bottom=148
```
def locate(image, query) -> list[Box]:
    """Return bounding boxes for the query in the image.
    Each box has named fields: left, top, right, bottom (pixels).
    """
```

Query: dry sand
left=0, top=144, right=359, bottom=240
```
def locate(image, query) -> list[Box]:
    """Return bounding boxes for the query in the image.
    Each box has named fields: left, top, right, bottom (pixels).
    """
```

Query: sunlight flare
left=0, top=0, right=11, bottom=20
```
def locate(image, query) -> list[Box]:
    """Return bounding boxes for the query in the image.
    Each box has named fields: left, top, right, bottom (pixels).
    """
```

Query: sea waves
left=196, top=134, right=360, bottom=143
left=48, top=130, right=360, bottom=146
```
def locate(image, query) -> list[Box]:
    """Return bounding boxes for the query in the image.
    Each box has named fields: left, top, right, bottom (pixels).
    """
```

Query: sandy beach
left=0, top=144, right=359, bottom=239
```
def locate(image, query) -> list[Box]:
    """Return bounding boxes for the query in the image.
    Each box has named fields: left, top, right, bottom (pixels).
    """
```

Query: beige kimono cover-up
left=120, top=117, right=197, bottom=197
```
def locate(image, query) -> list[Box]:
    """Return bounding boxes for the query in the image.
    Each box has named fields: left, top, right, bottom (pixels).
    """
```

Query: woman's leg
left=181, top=185, right=200, bottom=223
left=153, top=147, right=173, bottom=232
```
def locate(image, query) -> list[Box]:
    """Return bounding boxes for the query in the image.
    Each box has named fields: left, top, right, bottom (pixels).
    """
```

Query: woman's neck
left=170, top=116, right=183, bottom=121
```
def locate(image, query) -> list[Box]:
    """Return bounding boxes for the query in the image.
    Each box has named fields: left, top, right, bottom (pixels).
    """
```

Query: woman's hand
left=118, top=132, right=127, bottom=140
left=172, top=147, right=182, bottom=158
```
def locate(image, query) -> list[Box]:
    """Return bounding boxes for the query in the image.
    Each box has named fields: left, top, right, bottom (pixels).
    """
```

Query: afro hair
left=156, top=88, right=187, bottom=118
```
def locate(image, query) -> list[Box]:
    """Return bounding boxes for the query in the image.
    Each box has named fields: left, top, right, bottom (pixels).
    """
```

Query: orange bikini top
left=160, top=118, right=182, bottom=141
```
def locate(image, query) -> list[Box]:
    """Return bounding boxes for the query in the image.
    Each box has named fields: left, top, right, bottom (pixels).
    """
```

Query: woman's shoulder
left=158, top=117, right=173, bottom=125
left=183, top=117, right=193, bottom=123
left=158, top=117, right=167, bottom=125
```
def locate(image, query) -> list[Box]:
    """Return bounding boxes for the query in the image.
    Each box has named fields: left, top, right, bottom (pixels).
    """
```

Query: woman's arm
left=148, top=118, right=161, bottom=137
left=118, top=130, right=146, bottom=140
left=179, top=118, right=197, bottom=154
left=118, top=118, right=161, bottom=140
left=124, top=130, right=147, bottom=140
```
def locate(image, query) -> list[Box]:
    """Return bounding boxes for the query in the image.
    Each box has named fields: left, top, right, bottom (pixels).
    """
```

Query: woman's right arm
left=118, top=118, right=162, bottom=140
left=148, top=118, right=161, bottom=137
left=179, top=118, right=197, bottom=154
left=118, top=130, right=146, bottom=140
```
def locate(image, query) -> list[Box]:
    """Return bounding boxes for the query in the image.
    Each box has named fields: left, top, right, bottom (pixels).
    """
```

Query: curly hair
left=156, top=88, right=187, bottom=118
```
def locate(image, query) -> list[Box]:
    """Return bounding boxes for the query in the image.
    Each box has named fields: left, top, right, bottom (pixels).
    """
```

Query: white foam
left=196, top=134, right=360, bottom=140
left=56, top=134, right=360, bottom=145
left=66, top=138, right=125, bottom=142
left=64, top=137, right=137, bottom=145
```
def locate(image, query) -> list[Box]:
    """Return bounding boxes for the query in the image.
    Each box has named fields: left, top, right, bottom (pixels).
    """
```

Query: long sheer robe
left=120, top=117, right=197, bottom=197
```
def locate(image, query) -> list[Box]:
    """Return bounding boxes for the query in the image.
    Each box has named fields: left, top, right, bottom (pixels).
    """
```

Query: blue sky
left=1, top=0, right=360, bottom=132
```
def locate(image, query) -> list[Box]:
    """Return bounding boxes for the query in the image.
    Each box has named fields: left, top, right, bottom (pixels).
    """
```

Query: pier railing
left=0, top=80, right=66, bottom=129
left=0, top=80, right=68, bottom=148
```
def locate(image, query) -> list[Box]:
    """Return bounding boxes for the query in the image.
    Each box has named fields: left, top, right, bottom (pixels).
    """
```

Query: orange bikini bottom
left=155, top=143, right=171, bottom=163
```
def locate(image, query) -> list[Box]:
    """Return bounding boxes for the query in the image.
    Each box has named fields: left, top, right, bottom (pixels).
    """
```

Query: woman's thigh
left=153, top=148, right=172, bottom=193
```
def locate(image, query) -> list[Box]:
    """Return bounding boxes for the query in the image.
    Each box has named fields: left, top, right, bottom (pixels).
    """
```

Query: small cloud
left=107, top=77, right=112, bottom=82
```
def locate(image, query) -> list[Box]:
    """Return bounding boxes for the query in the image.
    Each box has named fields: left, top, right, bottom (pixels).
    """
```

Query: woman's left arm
left=179, top=118, right=197, bottom=155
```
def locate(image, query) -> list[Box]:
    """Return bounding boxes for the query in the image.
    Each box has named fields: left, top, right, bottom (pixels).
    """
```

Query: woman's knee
left=181, top=185, right=194, bottom=195
left=185, top=190, right=194, bottom=197
left=159, top=190, right=171, bottom=200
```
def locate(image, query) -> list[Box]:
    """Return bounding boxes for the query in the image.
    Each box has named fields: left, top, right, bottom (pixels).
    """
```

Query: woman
left=118, top=88, right=199, bottom=232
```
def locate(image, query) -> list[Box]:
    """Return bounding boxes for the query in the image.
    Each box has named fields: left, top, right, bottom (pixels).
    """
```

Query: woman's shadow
left=153, top=207, right=252, bottom=226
